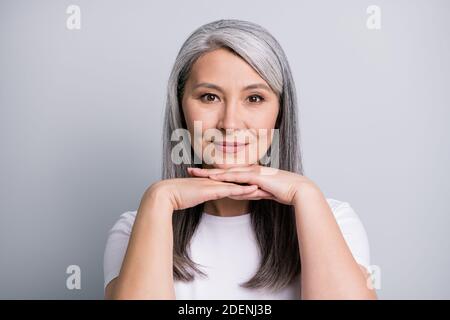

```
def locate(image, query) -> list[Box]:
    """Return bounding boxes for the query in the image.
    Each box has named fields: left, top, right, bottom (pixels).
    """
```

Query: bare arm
left=104, top=178, right=260, bottom=299
left=106, top=186, right=175, bottom=299
left=294, top=185, right=377, bottom=300
left=184, top=165, right=377, bottom=299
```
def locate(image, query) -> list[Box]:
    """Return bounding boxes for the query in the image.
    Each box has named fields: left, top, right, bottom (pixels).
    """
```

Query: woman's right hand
left=141, top=176, right=269, bottom=212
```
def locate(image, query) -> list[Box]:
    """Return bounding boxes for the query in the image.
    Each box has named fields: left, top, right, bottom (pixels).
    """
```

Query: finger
left=206, top=178, right=254, bottom=189
left=208, top=171, right=260, bottom=186
left=188, top=167, right=224, bottom=176
left=229, top=189, right=275, bottom=200
left=205, top=184, right=258, bottom=201
left=228, top=195, right=273, bottom=200
left=187, top=168, right=198, bottom=176
left=188, top=165, right=256, bottom=176
left=236, top=188, right=273, bottom=198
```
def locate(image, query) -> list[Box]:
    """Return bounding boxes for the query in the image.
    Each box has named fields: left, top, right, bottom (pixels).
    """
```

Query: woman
left=103, top=19, right=377, bottom=300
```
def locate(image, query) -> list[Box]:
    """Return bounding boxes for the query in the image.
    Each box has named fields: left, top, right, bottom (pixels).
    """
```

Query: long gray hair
left=162, top=19, right=304, bottom=291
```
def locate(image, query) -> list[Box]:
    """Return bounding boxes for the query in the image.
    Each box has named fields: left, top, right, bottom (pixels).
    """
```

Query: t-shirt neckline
left=201, top=211, right=251, bottom=225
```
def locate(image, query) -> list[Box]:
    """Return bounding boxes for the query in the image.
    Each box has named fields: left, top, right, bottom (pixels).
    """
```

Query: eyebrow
left=192, top=82, right=272, bottom=93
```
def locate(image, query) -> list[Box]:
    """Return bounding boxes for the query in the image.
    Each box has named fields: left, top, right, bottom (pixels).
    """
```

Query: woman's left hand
left=187, top=165, right=319, bottom=205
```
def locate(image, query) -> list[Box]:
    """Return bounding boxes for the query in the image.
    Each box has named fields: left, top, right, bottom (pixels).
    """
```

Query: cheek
left=267, top=103, right=280, bottom=128
left=248, top=106, right=279, bottom=151
left=182, top=107, right=218, bottom=145
left=246, top=105, right=279, bottom=129
left=183, top=98, right=218, bottom=123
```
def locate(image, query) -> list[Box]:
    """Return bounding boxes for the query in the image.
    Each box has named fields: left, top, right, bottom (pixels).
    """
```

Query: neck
left=203, top=198, right=250, bottom=217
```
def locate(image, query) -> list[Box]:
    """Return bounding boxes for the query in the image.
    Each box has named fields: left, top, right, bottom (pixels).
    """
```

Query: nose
left=217, top=100, right=244, bottom=132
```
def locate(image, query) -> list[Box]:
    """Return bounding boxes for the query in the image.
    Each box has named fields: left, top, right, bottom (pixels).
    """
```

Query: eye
left=199, top=93, right=220, bottom=103
left=247, top=94, right=265, bottom=103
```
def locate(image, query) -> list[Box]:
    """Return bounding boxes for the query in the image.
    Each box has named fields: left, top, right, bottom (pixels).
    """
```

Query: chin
left=210, top=161, right=257, bottom=169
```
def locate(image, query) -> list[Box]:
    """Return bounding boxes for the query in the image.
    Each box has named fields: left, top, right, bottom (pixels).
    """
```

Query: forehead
left=187, top=48, right=268, bottom=87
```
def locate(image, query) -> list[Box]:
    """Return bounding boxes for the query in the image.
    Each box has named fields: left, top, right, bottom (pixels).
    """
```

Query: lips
left=213, top=141, right=248, bottom=146
left=212, top=141, right=249, bottom=153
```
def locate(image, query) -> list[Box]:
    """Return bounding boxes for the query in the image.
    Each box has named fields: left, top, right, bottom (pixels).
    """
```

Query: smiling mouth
left=213, top=141, right=249, bottom=153
left=213, top=142, right=248, bottom=146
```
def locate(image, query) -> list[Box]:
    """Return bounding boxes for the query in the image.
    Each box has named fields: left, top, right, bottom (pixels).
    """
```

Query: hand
left=143, top=177, right=269, bottom=211
left=187, top=164, right=318, bottom=206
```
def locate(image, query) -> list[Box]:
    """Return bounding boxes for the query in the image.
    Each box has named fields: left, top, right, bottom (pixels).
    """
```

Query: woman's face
left=181, top=48, right=280, bottom=169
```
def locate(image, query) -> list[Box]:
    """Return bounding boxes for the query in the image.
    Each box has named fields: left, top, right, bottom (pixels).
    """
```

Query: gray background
left=0, top=0, right=449, bottom=299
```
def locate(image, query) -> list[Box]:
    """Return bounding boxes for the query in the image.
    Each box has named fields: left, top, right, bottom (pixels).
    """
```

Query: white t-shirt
left=103, top=198, right=371, bottom=299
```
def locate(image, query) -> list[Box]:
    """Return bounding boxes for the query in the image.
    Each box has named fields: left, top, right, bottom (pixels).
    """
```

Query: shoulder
left=325, top=198, right=361, bottom=222
left=324, top=197, right=367, bottom=231
left=325, top=198, right=351, bottom=212
left=103, top=210, right=138, bottom=290
left=325, top=198, right=371, bottom=269
left=107, top=210, right=138, bottom=235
